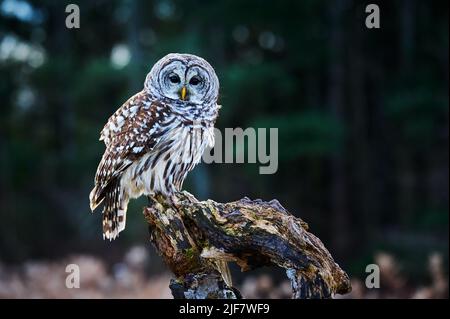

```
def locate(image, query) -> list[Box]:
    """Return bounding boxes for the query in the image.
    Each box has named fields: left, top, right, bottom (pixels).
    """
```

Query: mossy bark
left=144, top=191, right=351, bottom=299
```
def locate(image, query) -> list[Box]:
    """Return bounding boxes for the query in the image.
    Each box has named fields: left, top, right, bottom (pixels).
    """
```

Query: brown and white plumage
left=89, top=53, right=220, bottom=240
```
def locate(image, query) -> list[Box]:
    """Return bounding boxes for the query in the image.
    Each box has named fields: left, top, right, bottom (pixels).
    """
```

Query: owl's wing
left=89, top=91, right=170, bottom=210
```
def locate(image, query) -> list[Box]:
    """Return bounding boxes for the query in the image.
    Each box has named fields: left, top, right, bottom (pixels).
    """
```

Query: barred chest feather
left=121, top=121, right=214, bottom=197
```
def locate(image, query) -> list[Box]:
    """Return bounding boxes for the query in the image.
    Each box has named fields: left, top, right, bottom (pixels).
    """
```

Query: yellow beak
left=180, top=86, right=187, bottom=100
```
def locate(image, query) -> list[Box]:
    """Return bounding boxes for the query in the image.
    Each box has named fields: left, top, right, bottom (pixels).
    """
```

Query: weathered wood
left=143, top=191, right=351, bottom=299
left=169, top=273, right=242, bottom=299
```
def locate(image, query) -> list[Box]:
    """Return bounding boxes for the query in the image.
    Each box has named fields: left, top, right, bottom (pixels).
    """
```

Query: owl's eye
left=189, top=76, right=201, bottom=86
left=169, top=74, right=180, bottom=84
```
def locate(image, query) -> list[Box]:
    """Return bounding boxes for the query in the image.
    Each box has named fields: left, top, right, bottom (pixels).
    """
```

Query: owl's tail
left=90, top=179, right=128, bottom=240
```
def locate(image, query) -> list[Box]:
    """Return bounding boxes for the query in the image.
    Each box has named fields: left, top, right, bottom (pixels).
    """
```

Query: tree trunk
left=327, top=0, right=349, bottom=257
left=144, top=192, right=351, bottom=299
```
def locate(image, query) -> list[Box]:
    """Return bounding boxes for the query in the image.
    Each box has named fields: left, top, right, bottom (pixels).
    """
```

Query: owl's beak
left=180, top=86, right=188, bottom=100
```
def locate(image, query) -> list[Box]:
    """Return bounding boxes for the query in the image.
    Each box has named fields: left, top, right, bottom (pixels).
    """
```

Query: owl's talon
left=169, top=194, right=180, bottom=207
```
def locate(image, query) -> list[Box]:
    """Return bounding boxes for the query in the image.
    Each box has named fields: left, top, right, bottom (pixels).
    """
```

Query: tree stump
left=143, top=191, right=351, bottom=299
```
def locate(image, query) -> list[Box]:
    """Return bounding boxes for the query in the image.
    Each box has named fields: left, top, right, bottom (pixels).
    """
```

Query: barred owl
left=89, top=53, right=220, bottom=240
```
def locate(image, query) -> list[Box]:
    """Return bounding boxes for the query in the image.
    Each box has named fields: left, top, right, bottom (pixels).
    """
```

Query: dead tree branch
left=143, top=191, right=351, bottom=299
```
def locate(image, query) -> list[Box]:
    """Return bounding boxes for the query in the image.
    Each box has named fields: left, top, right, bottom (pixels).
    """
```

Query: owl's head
left=144, top=53, right=219, bottom=105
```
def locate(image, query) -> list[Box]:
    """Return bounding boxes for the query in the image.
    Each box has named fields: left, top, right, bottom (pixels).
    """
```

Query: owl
left=89, top=53, right=220, bottom=240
